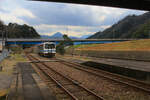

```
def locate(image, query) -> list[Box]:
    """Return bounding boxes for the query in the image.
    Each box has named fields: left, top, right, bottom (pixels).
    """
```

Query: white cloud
left=34, top=24, right=110, bottom=37
left=100, top=25, right=111, bottom=29
left=0, top=5, right=36, bottom=24
left=0, top=12, right=27, bottom=24
left=12, top=8, right=36, bottom=18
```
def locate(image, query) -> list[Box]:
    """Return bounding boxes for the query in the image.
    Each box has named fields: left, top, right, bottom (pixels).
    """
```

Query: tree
left=63, top=34, right=73, bottom=46
left=0, top=20, right=4, bottom=37
left=132, top=20, right=150, bottom=38
left=56, top=34, right=74, bottom=55
left=56, top=42, right=65, bottom=55
left=6, top=23, right=40, bottom=38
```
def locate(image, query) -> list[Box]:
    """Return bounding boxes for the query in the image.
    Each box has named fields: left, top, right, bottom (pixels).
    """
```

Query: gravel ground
left=43, top=61, right=150, bottom=100
left=31, top=53, right=150, bottom=100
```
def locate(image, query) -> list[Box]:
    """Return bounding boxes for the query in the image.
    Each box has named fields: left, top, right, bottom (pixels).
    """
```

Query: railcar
left=37, top=42, right=56, bottom=57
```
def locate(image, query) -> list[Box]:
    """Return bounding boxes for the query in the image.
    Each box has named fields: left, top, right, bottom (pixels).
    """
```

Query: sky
left=0, top=0, right=146, bottom=37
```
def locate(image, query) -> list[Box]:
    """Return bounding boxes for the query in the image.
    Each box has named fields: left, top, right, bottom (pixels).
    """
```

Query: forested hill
left=88, top=12, right=150, bottom=39
left=0, top=21, right=40, bottom=38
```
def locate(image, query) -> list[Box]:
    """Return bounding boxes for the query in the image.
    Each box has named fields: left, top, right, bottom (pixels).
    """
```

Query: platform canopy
left=32, top=0, right=150, bottom=11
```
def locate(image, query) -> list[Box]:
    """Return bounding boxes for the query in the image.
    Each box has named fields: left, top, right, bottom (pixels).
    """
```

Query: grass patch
left=0, top=53, right=27, bottom=75
left=0, top=52, right=27, bottom=100
left=71, top=39, right=150, bottom=51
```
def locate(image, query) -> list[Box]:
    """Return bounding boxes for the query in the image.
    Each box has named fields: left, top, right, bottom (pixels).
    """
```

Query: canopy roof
left=32, top=0, right=150, bottom=11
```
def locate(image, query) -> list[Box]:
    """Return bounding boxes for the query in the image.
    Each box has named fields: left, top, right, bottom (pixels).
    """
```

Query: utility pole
left=2, top=26, right=8, bottom=52
left=2, top=26, right=4, bottom=51
left=5, top=28, right=8, bottom=51
left=66, top=26, right=68, bottom=36
left=113, top=29, right=115, bottom=39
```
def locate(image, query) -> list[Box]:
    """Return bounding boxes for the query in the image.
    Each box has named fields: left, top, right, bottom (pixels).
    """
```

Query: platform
left=7, top=62, right=56, bottom=100
left=86, top=57, right=150, bottom=72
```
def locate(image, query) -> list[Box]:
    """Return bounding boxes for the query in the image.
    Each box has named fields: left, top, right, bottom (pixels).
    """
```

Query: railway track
left=32, top=54, right=150, bottom=93
left=27, top=54, right=105, bottom=100
left=56, top=58, right=150, bottom=93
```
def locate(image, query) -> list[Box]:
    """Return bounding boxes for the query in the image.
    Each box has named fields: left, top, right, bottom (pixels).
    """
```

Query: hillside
left=132, top=20, right=150, bottom=38
left=0, top=22, right=40, bottom=38
left=41, top=32, right=65, bottom=39
left=66, top=39, right=150, bottom=61
left=88, top=12, right=150, bottom=39
left=71, top=39, right=150, bottom=51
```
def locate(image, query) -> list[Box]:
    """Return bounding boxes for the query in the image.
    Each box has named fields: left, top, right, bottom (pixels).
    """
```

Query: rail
left=27, top=54, right=105, bottom=100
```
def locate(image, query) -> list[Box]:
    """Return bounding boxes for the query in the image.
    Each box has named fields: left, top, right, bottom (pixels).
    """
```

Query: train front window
left=45, top=44, right=55, bottom=49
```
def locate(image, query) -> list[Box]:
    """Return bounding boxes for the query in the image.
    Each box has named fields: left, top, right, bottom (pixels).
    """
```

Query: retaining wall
left=82, top=61, right=150, bottom=82
left=67, top=50, right=150, bottom=61
left=66, top=50, right=150, bottom=82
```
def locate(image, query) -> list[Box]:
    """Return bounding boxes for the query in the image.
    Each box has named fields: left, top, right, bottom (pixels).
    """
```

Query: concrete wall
left=82, top=61, right=150, bottom=81
left=67, top=50, right=150, bottom=61
left=66, top=50, right=150, bottom=81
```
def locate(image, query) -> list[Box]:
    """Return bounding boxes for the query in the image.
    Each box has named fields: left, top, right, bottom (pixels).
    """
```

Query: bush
left=56, top=43, right=65, bottom=55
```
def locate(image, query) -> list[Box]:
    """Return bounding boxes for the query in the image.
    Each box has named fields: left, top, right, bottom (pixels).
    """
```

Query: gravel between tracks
left=30, top=54, right=150, bottom=100
left=43, top=61, right=150, bottom=100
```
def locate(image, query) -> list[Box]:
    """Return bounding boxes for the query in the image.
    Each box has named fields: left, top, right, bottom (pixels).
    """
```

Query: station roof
left=32, top=0, right=150, bottom=11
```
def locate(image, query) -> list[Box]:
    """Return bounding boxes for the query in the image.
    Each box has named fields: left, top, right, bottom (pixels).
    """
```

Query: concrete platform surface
left=7, top=62, right=56, bottom=100
left=90, top=57, right=150, bottom=72
left=63, top=55, right=150, bottom=72
left=0, top=74, right=12, bottom=91
left=59, top=55, right=150, bottom=81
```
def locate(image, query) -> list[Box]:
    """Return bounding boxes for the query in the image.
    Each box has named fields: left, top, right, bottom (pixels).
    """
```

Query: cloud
left=0, top=0, right=36, bottom=24
left=34, top=24, right=111, bottom=37
left=20, top=2, right=145, bottom=26
left=0, top=0, right=146, bottom=37
left=0, top=12, right=27, bottom=24
left=0, top=7, right=36, bottom=24
left=12, top=8, right=36, bottom=18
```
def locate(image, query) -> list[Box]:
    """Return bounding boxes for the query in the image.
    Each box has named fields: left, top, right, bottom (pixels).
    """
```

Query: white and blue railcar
left=38, top=42, right=56, bottom=57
